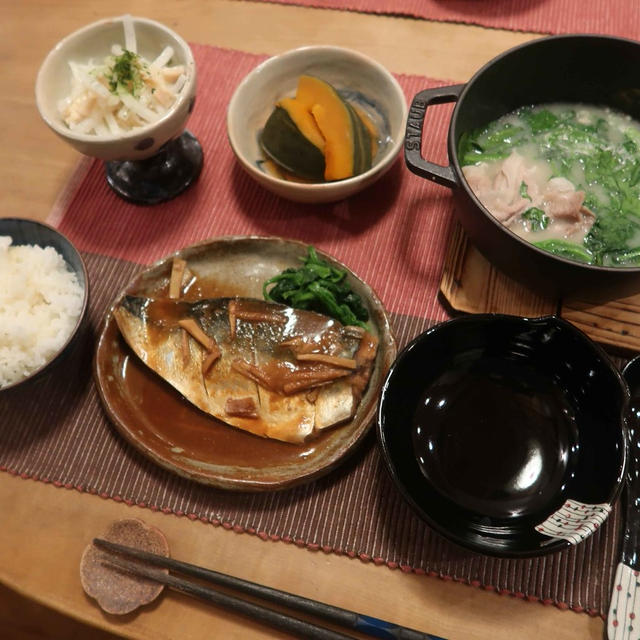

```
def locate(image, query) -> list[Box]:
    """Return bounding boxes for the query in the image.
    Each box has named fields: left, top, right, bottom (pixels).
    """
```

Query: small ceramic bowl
left=0, top=218, right=89, bottom=392
left=227, top=45, right=408, bottom=203
left=377, top=314, right=627, bottom=557
left=35, top=15, right=197, bottom=162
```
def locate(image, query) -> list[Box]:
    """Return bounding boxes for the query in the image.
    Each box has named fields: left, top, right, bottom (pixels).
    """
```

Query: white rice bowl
left=0, top=236, right=84, bottom=388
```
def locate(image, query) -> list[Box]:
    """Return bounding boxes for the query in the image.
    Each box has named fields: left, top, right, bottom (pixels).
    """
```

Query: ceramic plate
left=95, top=236, right=396, bottom=491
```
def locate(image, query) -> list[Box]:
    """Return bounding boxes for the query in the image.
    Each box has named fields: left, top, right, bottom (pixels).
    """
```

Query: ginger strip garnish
left=232, top=358, right=350, bottom=395
left=349, top=331, right=378, bottom=397
left=224, top=397, right=258, bottom=419
left=228, top=300, right=237, bottom=340
left=234, top=308, right=287, bottom=324
left=178, top=318, right=215, bottom=351
left=282, top=368, right=350, bottom=394
left=229, top=300, right=287, bottom=340
left=180, top=327, right=191, bottom=366
left=295, top=353, right=356, bottom=369
left=168, top=258, right=187, bottom=299
left=231, top=359, right=276, bottom=391
left=202, top=345, right=222, bottom=375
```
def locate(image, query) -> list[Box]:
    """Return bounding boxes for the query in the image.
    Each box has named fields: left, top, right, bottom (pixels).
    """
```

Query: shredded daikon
left=58, top=15, right=187, bottom=135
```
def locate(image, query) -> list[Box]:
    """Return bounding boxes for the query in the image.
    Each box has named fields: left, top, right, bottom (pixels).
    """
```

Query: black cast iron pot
left=405, top=34, right=640, bottom=298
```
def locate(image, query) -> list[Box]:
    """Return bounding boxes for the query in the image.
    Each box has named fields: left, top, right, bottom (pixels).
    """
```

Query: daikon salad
left=58, top=16, right=188, bottom=135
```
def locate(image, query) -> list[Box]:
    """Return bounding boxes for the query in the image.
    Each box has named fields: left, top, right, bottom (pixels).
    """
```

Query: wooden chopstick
left=100, top=554, right=353, bottom=640
left=94, top=538, right=445, bottom=640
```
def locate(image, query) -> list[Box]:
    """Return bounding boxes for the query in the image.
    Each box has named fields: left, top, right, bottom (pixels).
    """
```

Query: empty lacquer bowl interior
left=377, top=314, right=627, bottom=557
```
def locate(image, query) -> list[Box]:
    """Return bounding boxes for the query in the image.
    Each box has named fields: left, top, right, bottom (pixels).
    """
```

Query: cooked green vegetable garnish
left=533, top=239, right=593, bottom=263
left=522, top=207, right=549, bottom=231
left=607, top=246, right=640, bottom=266
left=263, top=247, right=369, bottom=328
left=519, top=181, right=531, bottom=201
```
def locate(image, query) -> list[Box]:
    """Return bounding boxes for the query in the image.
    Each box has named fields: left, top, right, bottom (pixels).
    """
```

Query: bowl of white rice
left=0, top=218, right=89, bottom=391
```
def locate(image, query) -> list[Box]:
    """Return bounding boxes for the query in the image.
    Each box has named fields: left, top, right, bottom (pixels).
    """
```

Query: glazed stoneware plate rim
left=377, top=313, right=627, bottom=558
left=94, top=235, right=396, bottom=491
left=0, top=217, right=90, bottom=392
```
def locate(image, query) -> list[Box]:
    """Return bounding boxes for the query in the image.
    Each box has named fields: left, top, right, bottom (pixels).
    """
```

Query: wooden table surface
left=0, top=2, right=605, bottom=638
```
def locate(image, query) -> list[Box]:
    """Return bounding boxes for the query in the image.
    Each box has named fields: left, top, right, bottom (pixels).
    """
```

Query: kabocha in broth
left=459, top=103, right=640, bottom=266
left=261, top=75, right=377, bottom=182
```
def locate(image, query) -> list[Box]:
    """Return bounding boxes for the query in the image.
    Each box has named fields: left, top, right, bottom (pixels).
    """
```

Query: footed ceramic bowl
left=227, top=45, right=408, bottom=203
left=35, top=15, right=197, bottom=162
left=377, top=314, right=627, bottom=557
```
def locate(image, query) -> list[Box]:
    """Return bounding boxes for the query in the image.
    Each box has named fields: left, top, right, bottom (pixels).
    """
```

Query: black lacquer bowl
left=377, top=315, right=628, bottom=557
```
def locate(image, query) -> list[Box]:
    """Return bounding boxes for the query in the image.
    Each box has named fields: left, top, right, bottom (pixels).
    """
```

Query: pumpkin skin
left=278, top=97, right=326, bottom=152
left=352, top=103, right=379, bottom=160
left=261, top=105, right=326, bottom=181
left=346, top=102, right=373, bottom=178
left=260, top=75, right=375, bottom=182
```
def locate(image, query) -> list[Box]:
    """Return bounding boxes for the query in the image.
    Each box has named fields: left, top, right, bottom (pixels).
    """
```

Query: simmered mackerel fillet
left=113, top=296, right=378, bottom=443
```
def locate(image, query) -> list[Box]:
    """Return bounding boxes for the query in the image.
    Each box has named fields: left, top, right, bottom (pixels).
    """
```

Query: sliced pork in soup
left=460, top=104, right=640, bottom=266
left=463, top=153, right=596, bottom=241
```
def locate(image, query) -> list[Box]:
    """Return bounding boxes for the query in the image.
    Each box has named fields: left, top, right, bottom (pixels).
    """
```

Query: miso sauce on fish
left=113, top=296, right=377, bottom=444
left=460, top=103, right=640, bottom=267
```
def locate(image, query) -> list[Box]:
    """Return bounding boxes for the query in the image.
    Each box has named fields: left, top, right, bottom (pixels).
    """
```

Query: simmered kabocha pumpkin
left=261, top=105, right=326, bottom=181
left=260, top=75, right=376, bottom=182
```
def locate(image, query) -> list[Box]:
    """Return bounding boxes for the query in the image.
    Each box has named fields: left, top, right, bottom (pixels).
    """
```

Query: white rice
left=0, top=236, right=84, bottom=388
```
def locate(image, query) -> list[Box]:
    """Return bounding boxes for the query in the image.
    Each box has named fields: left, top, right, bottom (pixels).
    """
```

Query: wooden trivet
left=440, top=223, right=640, bottom=353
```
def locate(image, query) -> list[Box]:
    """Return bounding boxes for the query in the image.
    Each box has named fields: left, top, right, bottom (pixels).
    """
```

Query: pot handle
left=404, top=84, right=465, bottom=189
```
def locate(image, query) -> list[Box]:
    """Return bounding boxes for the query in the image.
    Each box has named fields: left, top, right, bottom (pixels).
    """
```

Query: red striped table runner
left=245, top=0, right=640, bottom=40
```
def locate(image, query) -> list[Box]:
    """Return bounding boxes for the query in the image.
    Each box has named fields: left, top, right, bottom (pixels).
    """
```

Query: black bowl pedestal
left=105, top=130, right=203, bottom=205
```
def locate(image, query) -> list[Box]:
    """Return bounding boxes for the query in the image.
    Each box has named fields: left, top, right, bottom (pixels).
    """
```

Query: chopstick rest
left=81, top=519, right=170, bottom=614
left=94, top=538, right=445, bottom=640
